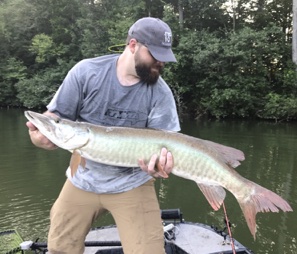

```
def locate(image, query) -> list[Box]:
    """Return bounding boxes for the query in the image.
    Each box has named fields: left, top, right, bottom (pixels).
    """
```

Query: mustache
left=154, top=62, right=164, bottom=72
left=152, top=64, right=164, bottom=74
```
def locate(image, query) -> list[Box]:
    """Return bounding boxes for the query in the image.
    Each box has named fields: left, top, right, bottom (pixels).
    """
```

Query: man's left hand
left=138, top=147, right=173, bottom=178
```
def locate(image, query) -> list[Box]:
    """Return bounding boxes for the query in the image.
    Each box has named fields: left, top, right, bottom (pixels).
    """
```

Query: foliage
left=15, top=59, right=75, bottom=109
left=15, top=72, right=57, bottom=109
left=0, top=57, right=27, bottom=106
left=171, top=23, right=297, bottom=120
left=258, top=93, right=297, bottom=121
left=30, top=34, right=67, bottom=63
left=0, top=0, right=296, bottom=121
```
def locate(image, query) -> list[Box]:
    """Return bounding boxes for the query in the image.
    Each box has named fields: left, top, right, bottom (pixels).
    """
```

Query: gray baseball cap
left=128, top=17, right=177, bottom=63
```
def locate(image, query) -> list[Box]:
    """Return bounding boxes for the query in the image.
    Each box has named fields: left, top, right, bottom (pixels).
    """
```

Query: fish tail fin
left=238, top=183, right=293, bottom=239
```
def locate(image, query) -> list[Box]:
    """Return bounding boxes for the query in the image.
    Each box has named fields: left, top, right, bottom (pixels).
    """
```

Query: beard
left=135, top=63, right=161, bottom=85
left=134, top=51, right=163, bottom=85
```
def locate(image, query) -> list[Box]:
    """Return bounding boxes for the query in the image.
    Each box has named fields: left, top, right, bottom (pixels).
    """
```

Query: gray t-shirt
left=47, top=54, right=180, bottom=193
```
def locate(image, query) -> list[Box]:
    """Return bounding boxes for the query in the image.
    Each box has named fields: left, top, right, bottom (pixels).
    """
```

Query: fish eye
left=54, top=117, right=61, bottom=123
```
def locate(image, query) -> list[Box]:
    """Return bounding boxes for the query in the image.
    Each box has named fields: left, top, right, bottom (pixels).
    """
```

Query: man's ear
left=128, top=38, right=138, bottom=54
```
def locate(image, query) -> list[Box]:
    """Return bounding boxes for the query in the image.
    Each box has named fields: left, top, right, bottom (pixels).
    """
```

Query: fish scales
left=24, top=111, right=293, bottom=239
left=84, top=125, right=195, bottom=170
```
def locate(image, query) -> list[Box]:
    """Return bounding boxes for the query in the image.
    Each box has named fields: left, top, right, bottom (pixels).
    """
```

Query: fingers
left=157, top=147, right=167, bottom=172
left=138, top=154, right=160, bottom=178
left=148, top=154, right=159, bottom=174
left=26, top=121, right=37, bottom=131
left=164, top=150, right=173, bottom=175
left=138, top=147, right=174, bottom=178
left=158, top=147, right=174, bottom=175
left=26, top=122, right=57, bottom=150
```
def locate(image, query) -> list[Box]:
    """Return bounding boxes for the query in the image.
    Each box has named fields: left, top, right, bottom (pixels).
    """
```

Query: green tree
left=174, top=24, right=296, bottom=120
left=15, top=60, right=75, bottom=109
left=0, top=0, right=296, bottom=120
left=0, top=58, right=27, bottom=106
left=30, top=34, right=66, bottom=64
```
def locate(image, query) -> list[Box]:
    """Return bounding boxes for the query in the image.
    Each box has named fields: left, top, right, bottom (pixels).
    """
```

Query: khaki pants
left=48, top=179, right=165, bottom=254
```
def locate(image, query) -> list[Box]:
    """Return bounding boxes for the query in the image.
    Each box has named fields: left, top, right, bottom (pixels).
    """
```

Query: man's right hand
left=26, top=113, right=58, bottom=150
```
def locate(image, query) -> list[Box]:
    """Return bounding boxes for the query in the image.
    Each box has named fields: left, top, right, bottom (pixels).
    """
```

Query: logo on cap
left=164, top=32, right=172, bottom=44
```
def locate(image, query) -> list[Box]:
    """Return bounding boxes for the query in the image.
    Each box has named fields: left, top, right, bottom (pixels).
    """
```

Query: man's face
left=134, top=44, right=164, bottom=85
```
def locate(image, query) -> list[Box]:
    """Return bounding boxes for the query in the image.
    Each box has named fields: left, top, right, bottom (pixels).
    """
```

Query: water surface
left=0, top=109, right=296, bottom=253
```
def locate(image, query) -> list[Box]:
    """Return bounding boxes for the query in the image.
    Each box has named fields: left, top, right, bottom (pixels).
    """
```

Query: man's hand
left=138, top=147, right=173, bottom=178
left=26, top=111, right=58, bottom=150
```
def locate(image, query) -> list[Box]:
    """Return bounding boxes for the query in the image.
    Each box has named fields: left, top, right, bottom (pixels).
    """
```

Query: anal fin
left=197, top=183, right=226, bottom=210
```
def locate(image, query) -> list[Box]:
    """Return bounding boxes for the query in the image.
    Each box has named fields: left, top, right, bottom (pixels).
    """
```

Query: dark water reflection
left=0, top=109, right=296, bottom=253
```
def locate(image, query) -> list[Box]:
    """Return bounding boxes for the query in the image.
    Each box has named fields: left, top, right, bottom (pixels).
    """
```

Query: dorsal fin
left=202, top=140, right=245, bottom=168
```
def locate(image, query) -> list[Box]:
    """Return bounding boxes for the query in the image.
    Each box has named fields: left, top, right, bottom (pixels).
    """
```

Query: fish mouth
left=25, top=111, right=44, bottom=125
left=24, top=111, right=54, bottom=133
left=25, top=111, right=34, bottom=120
left=25, top=111, right=58, bottom=122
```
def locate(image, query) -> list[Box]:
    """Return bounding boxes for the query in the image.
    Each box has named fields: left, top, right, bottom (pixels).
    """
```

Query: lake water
left=0, top=108, right=296, bottom=253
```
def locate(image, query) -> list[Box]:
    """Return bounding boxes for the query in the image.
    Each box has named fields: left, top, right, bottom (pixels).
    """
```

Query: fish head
left=25, top=111, right=89, bottom=150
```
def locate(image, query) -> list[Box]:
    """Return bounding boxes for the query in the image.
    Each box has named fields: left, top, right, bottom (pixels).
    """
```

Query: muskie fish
left=25, top=111, right=293, bottom=239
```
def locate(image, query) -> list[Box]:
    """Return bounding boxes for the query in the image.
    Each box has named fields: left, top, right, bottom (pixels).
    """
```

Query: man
left=26, top=17, right=180, bottom=254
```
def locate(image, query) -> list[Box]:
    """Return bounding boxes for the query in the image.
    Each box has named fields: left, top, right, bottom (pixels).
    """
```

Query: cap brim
left=147, top=44, right=177, bottom=63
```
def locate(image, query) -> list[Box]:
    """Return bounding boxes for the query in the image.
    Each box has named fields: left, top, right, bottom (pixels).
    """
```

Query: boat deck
left=84, top=222, right=252, bottom=254
left=12, top=209, right=253, bottom=254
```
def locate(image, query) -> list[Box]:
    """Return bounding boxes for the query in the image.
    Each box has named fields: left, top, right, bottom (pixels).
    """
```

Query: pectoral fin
left=70, top=150, right=86, bottom=177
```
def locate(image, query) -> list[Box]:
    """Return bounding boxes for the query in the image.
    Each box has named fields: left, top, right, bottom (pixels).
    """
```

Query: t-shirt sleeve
left=47, top=61, right=84, bottom=120
left=147, top=79, right=181, bottom=132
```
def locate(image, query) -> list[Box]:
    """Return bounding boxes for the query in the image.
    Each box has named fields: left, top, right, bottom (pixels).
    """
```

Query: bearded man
left=26, top=17, right=180, bottom=254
